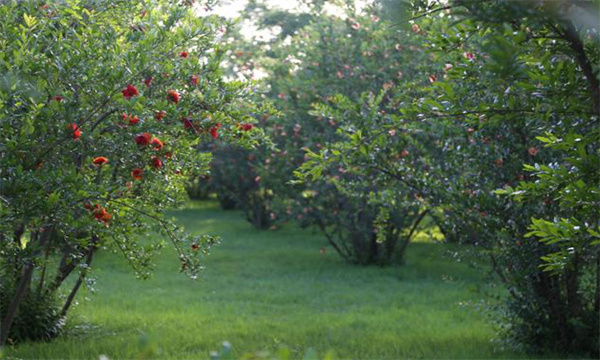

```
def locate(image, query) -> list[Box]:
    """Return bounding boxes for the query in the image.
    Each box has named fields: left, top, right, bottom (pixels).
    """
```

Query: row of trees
left=197, top=0, right=599, bottom=356
left=0, top=0, right=597, bottom=356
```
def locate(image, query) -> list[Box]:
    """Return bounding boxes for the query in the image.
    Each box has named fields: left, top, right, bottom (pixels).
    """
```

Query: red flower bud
left=131, top=168, right=143, bottom=180
left=150, top=137, right=163, bottom=150
left=183, top=118, right=194, bottom=129
left=92, top=157, right=108, bottom=166
left=129, top=115, right=139, bottom=125
left=69, top=123, right=81, bottom=139
left=210, top=125, right=219, bottom=139
left=167, top=90, right=180, bottom=104
left=151, top=156, right=163, bottom=169
left=123, top=113, right=139, bottom=125
left=238, top=123, right=254, bottom=131
left=155, top=110, right=166, bottom=121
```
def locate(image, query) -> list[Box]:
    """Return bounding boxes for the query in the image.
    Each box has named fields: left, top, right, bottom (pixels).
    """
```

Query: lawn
left=5, top=201, right=541, bottom=359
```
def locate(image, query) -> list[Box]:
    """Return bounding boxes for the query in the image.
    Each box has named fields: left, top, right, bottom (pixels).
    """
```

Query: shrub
left=0, top=0, right=264, bottom=345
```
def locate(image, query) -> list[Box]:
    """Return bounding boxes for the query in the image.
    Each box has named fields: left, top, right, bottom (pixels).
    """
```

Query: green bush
left=0, top=279, right=63, bottom=343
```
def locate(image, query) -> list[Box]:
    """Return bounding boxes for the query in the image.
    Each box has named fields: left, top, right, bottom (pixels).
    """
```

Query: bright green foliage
left=0, top=0, right=264, bottom=343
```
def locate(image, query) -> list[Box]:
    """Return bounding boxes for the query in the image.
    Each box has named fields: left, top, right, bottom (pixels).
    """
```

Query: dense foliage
left=297, top=0, right=599, bottom=355
left=1, top=0, right=598, bottom=357
left=0, top=0, right=265, bottom=344
left=205, top=0, right=599, bottom=356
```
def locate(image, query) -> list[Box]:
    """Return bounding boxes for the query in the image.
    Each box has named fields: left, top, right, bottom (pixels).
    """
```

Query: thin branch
left=409, top=5, right=453, bottom=22
left=424, top=108, right=597, bottom=119
left=559, top=20, right=600, bottom=115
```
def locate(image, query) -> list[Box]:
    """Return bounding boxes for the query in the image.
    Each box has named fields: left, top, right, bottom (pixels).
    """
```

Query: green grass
left=5, top=201, right=546, bottom=359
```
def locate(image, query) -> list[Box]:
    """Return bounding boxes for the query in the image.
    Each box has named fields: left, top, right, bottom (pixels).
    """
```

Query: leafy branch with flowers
left=0, top=0, right=269, bottom=345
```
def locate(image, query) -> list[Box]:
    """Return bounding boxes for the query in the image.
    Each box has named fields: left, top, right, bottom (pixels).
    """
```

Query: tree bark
left=0, top=263, right=34, bottom=346
left=396, top=209, right=429, bottom=261
left=595, top=247, right=599, bottom=313
left=60, top=236, right=99, bottom=317
left=560, top=20, right=600, bottom=116
left=1, top=225, right=55, bottom=345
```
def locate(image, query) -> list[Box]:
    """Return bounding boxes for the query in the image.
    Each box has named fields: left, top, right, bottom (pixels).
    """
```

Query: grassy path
left=6, top=202, right=539, bottom=359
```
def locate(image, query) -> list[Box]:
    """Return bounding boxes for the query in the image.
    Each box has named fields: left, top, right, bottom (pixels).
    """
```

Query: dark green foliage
left=0, top=277, right=63, bottom=344
left=210, top=145, right=277, bottom=229
left=185, top=176, right=212, bottom=200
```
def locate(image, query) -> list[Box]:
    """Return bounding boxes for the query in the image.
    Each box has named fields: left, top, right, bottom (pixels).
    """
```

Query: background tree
left=298, top=0, right=599, bottom=355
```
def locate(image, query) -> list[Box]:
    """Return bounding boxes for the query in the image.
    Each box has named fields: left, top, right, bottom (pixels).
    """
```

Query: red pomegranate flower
left=92, top=157, right=108, bottom=166
left=183, top=118, right=194, bottom=129
left=150, top=137, right=163, bottom=150
left=167, top=90, right=180, bottom=104
left=238, top=123, right=254, bottom=131
left=135, top=132, right=152, bottom=146
left=131, top=168, right=143, bottom=180
left=143, top=76, right=154, bottom=87
left=190, top=75, right=198, bottom=86
left=129, top=115, right=139, bottom=125
left=122, top=113, right=139, bottom=125
left=122, top=84, right=139, bottom=99
left=69, top=123, right=81, bottom=139
left=210, top=123, right=221, bottom=139
left=180, top=51, right=188, bottom=58
left=528, top=147, right=538, bottom=156
left=54, top=95, right=64, bottom=102
left=151, top=156, right=163, bottom=169
left=93, top=207, right=111, bottom=223
left=155, top=110, right=166, bottom=121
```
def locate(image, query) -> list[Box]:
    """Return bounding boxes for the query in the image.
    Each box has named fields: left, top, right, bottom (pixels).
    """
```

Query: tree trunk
left=595, top=247, right=599, bottom=313
left=396, top=210, right=429, bottom=261
left=0, top=263, right=34, bottom=346
left=60, top=236, right=99, bottom=317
